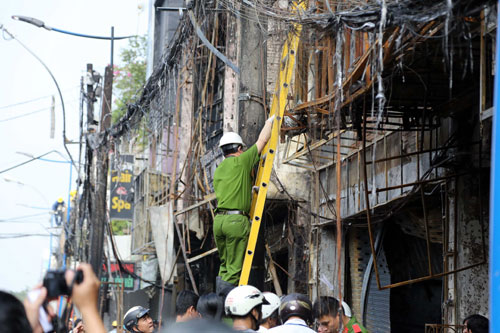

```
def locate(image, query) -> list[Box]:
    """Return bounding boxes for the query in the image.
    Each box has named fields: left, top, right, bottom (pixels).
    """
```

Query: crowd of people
left=166, top=285, right=368, bottom=333
left=120, top=284, right=490, bottom=333
left=0, top=262, right=490, bottom=333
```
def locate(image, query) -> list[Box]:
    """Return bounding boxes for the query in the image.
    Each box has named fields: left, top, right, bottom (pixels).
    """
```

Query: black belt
left=216, top=209, right=249, bottom=217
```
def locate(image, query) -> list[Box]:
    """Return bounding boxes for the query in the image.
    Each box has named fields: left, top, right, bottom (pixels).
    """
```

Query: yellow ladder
left=239, top=1, right=306, bottom=286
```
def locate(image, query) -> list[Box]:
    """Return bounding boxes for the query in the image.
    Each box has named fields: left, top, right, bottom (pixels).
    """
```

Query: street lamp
left=6, top=15, right=134, bottom=169
left=9, top=15, right=135, bottom=181
left=12, top=15, right=135, bottom=66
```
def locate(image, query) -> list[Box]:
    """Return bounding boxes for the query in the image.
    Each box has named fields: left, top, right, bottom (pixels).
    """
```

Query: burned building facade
left=108, top=0, right=494, bottom=331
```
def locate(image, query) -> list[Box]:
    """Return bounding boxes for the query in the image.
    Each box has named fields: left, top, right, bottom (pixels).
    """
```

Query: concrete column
left=445, top=180, right=458, bottom=326
left=288, top=204, right=310, bottom=294
left=223, top=9, right=240, bottom=133
left=237, top=5, right=266, bottom=145
left=178, top=48, right=194, bottom=209
left=456, top=174, right=489, bottom=321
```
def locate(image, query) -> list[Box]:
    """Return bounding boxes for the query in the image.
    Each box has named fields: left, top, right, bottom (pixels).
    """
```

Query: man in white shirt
left=268, top=293, right=315, bottom=333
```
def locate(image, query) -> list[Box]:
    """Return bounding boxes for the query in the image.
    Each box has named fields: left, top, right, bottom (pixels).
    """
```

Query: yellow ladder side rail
left=239, top=1, right=306, bottom=286
left=247, top=1, right=305, bottom=225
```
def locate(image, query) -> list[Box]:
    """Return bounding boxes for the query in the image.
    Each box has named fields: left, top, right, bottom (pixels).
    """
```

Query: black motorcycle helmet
left=123, top=306, right=150, bottom=332
left=279, top=293, right=313, bottom=324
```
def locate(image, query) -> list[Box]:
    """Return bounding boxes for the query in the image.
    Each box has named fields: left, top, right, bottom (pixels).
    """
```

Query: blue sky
left=0, top=0, right=148, bottom=291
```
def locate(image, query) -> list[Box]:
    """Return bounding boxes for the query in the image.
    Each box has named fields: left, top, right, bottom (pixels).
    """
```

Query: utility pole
left=80, top=64, right=97, bottom=264
left=237, top=5, right=267, bottom=289
left=89, top=65, right=113, bottom=277
left=100, top=65, right=113, bottom=130
left=238, top=6, right=266, bottom=145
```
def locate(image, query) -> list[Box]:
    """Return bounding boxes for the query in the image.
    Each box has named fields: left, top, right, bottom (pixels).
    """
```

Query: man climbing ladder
left=213, top=116, right=274, bottom=292
left=214, top=0, right=305, bottom=291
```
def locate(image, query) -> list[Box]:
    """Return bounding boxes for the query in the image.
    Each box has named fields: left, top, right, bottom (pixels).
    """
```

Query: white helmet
left=224, top=285, right=268, bottom=316
left=261, top=292, right=280, bottom=320
left=219, top=132, right=244, bottom=148
left=341, top=301, right=352, bottom=317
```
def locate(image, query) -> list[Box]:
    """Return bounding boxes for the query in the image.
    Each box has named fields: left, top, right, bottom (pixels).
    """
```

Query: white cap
left=219, top=132, right=244, bottom=148
left=261, top=292, right=280, bottom=319
left=224, top=285, right=268, bottom=316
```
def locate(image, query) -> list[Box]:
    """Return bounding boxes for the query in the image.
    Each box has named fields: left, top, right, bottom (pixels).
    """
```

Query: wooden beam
left=187, top=247, right=218, bottom=263
left=283, top=129, right=347, bottom=163
left=288, top=27, right=400, bottom=115
left=174, top=192, right=216, bottom=216
left=266, top=244, right=283, bottom=296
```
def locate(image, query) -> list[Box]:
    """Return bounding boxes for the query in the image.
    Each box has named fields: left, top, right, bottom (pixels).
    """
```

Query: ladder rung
left=261, top=149, right=275, bottom=165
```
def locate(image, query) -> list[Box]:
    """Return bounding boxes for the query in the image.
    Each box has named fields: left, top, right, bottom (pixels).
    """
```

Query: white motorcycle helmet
left=261, top=292, right=280, bottom=320
left=219, top=132, right=244, bottom=148
left=224, top=285, right=269, bottom=316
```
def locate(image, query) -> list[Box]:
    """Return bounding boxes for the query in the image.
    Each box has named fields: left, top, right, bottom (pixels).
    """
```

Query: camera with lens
left=40, top=269, right=84, bottom=333
left=43, top=269, right=84, bottom=298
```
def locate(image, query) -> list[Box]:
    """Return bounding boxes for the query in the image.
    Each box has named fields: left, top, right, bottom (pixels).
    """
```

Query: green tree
left=111, top=219, right=131, bottom=235
left=112, top=36, right=147, bottom=123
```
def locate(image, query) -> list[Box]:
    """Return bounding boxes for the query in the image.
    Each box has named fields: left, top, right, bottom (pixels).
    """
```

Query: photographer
left=22, top=263, right=106, bottom=333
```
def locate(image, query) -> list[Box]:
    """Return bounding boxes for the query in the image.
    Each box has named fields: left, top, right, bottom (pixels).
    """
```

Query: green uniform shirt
left=344, top=316, right=368, bottom=333
left=213, top=144, right=259, bottom=213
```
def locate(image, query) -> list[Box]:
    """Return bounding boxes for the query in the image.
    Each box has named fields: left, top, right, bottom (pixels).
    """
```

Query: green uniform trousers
left=213, top=213, right=250, bottom=285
